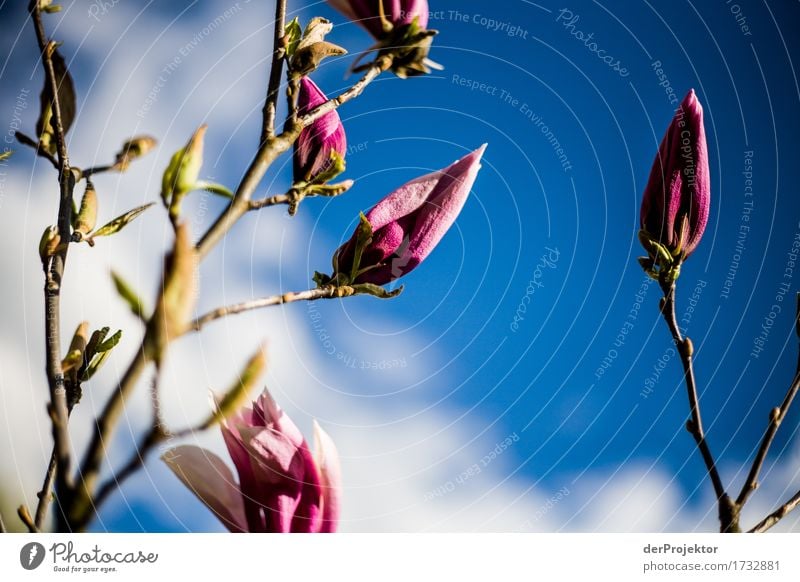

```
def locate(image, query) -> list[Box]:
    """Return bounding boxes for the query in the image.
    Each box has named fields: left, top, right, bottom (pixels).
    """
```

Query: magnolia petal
left=640, top=89, right=709, bottom=258
left=294, top=77, right=347, bottom=183
left=162, top=445, right=248, bottom=532
left=314, top=421, right=342, bottom=533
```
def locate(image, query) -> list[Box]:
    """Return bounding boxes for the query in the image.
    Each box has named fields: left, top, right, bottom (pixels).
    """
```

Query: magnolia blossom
left=163, top=389, right=341, bottom=533
left=327, top=0, right=430, bottom=40
left=334, top=144, right=486, bottom=285
left=294, top=77, right=347, bottom=184
left=640, top=89, right=710, bottom=258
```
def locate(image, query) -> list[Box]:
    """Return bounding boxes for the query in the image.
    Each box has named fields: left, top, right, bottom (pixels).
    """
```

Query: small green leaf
left=284, top=17, right=303, bottom=58
left=352, top=282, right=404, bottom=299
left=97, top=329, right=122, bottom=353
left=88, top=202, right=154, bottom=241
left=36, top=46, right=76, bottom=155
left=0, top=150, right=13, bottom=162
left=111, top=271, right=147, bottom=320
left=349, top=212, right=374, bottom=281
left=309, top=150, right=346, bottom=185
left=196, top=181, right=234, bottom=199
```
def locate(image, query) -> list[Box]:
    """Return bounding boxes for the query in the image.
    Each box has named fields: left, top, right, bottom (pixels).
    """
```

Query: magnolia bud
left=39, top=225, right=60, bottom=263
left=114, top=135, right=157, bottom=171
left=146, top=223, right=198, bottom=359
left=73, top=182, right=98, bottom=238
left=161, top=125, right=207, bottom=220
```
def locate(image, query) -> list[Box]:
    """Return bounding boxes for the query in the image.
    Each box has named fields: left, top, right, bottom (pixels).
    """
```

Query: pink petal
left=162, top=445, right=248, bottom=532
left=313, top=421, right=342, bottom=533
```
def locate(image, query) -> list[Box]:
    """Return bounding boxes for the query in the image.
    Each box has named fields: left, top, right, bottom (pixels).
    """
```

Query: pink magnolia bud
left=294, top=77, right=347, bottom=184
left=640, top=89, right=710, bottom=259
left=334, top=144, right=486, bottom=285
left=327, top=0, right=429, bottom=39
left=163, top=389, right=341, bottom=533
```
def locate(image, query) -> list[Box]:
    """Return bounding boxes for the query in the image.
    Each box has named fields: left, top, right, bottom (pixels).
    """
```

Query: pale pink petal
left=314, top=421, right=342, bottom=532
left=162, top=445, right=248, bottom=532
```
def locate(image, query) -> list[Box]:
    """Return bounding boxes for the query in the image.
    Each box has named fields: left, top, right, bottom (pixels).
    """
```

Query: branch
left=738, top=374, right=800, bottom=508
left=262, top=0, right=287, bottom=142
left=196, top=57, right=392, bottom=259
left=15, top=131, right=58, bottom=169
left=31, top=1, right=76, bottom=528
left=298, top=55, right=393, bottom=128
left=17, top=504, right=37, bottom=533
left=738, top=296, right=800, bottom=507
left=659, top=279, right=736, bottom=531
left=33, top=450, right=57, bottom=529
left=71, top=345, right=150, bottom=527
left=743, top=294, right=800, bottom=531
left=749, top=489, right=800, bottom=533
left=190, top=286, right=354, bottom=331
left=248, top=192, right=292, bottom=210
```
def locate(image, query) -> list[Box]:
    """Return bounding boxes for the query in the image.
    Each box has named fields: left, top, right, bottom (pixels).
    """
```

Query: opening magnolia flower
left=326, top=0, right=439, bottom=78
left=327, top=0, right=430, bottom=40
left=163, top=389, right=341, bottom=533
left=330, top=144, right=486, bottom=286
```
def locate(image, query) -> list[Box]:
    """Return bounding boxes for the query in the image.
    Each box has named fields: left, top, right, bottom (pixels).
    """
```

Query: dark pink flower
left=294, top=77, right=347, bottom=184
left=327, top=0, right=429, bottom=39
left=163, top=389, right=341, bottom=533
left=640, top=89, right=710, bottom=259
left=334, top=144, right=485, bottom=285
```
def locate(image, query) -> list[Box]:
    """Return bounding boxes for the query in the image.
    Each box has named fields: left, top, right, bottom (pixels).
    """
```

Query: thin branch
left=298, top=55, right=393, bottom=128
left=248, top=192, right=292, bottom=210
left=33, top=450, right=57, bottom=529
left=15, top=131, right=58, bottom=168
left=31, top=0, right=76, bottom=530
left=17, top=505, right=37, bottom=533
left=91, top=423, right=197, bottom=514
left=82, top=164, right=114, bottom=178
left=749, top=489, right=800, bottom=533
left=71, top=345, right=150, bottom=527
left=190, top=286, right=353, bottom=332
left=737, top=373, right=800, bottom=507
left=738, top=295, right=800, bottom=508
left=659, top=279, right=736, bottom=531
left=262, top=0, right=287, bottom=142
left=196, top=57, right=391, bottom=259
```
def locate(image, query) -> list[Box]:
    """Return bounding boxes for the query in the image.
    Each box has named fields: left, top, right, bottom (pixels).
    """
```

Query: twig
left=82, top=164, right=114, bottom=178
left=743, top=294, right=800, bottom=532
left=14, top=131, right=59, bottom=169
left=31, top=0, right=76, bottom=530
left=262, top=0, right=287, bottom=142
left=659, top=279, right=737, bottom=531
left=738, top=296, right=800, bottom=508
left=749, top=489, right=800, bottom=533
left=91, top=424, right=199, bottom=515
left=738, top=372, right=800, bottom=507
left=298, top=55, right=393, bottom=127
left=17, top=505, right=37, bottom=533
left=33, top=451, right=57, bottom=529
left=190, top=286, right=354, bottom=331
left=248, top=192, right=292, bottom=210
left=71, top=345, right=150, bottom=527
left=196, top=57, right=391, bottom=259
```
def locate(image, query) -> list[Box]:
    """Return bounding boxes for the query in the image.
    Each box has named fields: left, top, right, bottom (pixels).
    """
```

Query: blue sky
left=1, top=0, right=800, bottom=532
